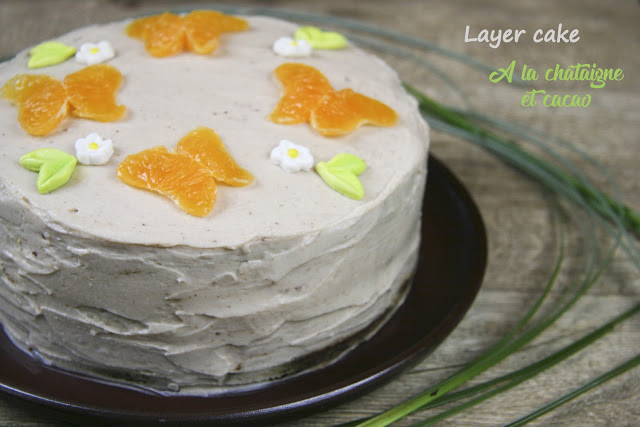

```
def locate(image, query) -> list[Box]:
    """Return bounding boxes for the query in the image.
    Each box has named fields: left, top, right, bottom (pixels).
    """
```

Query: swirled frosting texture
left=0, top=15, right=429, bottom=394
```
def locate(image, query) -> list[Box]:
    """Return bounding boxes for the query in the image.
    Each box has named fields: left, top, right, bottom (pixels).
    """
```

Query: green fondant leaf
left=294, top=26, right=348, bottom=50
left=316, top=153, right=366, bottom=200
left=326, top=152, right=367, bottom=175
left=28, top=41, right=77, bottom=69
left=19, top=148, right=77, bottom=194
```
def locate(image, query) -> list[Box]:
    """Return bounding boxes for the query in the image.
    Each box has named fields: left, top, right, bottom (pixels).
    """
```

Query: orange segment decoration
left=126, top=10, right=249, bottom=57
left=269, top=63, right=398, bottom=137
left=117, top=127, right=253, bottom=216
left=1, top=64, right=126, bottom=136
left=1, top=75, right=68, bottom=136
left=64, top=64, right=126, bottom=122
left=176, top=127, right=254, bottom=187
left=310, top=89, right=399, bottom=137
left=124, top=15, right=156, bottom=39
left=138, top=12, right=184, bottom=58
left=269, top=63, right=332, bottom=125
left=117, top=146, right=217, bottom=217
left=184, top=10, right=247, bottom=54
left=183, top=12, right=220, bottom=55
left=1, top=74, right=54, bottom=103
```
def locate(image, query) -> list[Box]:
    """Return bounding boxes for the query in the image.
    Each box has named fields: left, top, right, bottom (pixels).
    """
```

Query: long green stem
left=505, top=351, right=640, bottom=426
left=403, top=83, right=640, bottom=238
left=355, top=208, right=566, bottom=426
left=412, top=303, right=640, bottom=425
left=457, top=110, right=639, bottom=235
left=452, top=109, right=640, bottom=267
left=347, top=241, right=626, bottom=427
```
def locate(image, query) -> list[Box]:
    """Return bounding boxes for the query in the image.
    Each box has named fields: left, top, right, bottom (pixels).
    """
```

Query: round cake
left=0, top=11, right=429, bottom=394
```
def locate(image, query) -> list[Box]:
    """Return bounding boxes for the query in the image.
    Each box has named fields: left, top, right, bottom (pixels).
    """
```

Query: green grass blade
left=455, top=110, right=640, bottom=262
left=411, top=303, right=640, bottom=425
left=354, top=209, right=568, bottom=427
left=413, top=89, right=640, bottom=275
left=404, top=84, right=640, bottom=240
left=457, top=110, right=626, bottom=208
left=505, top=351, right=640, bottom=427
left=355, top=151, right=621, bottom=426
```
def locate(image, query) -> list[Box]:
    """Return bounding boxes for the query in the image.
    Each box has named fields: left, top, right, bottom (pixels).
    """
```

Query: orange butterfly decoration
left=117, top=127, right=253, bottom=217
left=269, top=63, right=398, bottom=137
left=1, top=64, right=126, bottom=136
left=126, top=10, right=249, bottom=57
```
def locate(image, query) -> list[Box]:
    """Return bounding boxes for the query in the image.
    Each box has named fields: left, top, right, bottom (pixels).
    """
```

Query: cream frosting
left=0, top=15, right=429, bottom=394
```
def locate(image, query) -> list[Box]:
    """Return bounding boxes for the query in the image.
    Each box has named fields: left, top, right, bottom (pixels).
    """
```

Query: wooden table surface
left=1, top=1, right=638, bottom=425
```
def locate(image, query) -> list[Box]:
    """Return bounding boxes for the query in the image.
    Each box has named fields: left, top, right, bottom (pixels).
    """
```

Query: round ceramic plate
left=0, top=156, right=487, bottom=424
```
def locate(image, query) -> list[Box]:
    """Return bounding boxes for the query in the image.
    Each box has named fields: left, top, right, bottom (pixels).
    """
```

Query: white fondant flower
left=272, top=37, right=312, bottom=57
left=75, top=41, right=115, bottom=65
left=75, top=133, right=114, bottom=165
left=270, top=140, right=314, bottom=173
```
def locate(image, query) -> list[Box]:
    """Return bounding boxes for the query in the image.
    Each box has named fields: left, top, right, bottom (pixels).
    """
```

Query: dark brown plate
left=0, top=156, right=486, bottom=424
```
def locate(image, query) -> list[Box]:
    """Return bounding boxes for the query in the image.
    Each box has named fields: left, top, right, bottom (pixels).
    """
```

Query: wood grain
left=1, top=0, right=638, bottom=425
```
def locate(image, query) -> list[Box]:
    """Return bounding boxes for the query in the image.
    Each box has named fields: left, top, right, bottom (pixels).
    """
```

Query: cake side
left=0, top=162, right=424, bottom=390
left=0, top=14, right=429, bottom=394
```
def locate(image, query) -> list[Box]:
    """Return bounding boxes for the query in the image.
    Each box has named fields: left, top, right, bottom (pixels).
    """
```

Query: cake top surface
left=0, top=14, right=428, bottom=248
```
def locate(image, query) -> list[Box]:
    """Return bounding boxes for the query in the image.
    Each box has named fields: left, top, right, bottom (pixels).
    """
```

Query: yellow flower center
left=90, top=47, right=100, bottom=54
left=287, top=148, right=299, bottom=158
left=291, top=40, right=298, bottom=46
left=88, top=142, right=99, bottom=150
